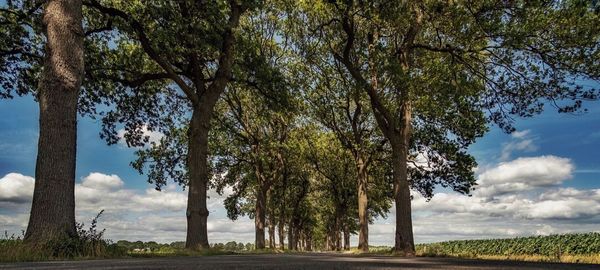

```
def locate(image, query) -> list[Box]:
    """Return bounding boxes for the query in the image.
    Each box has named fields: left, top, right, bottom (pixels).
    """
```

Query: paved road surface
left=0, top=253, right=597, bottom=270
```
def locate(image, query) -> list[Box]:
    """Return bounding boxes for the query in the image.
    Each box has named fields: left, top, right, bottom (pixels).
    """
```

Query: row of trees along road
left=1, top=0, right=598, bottom=254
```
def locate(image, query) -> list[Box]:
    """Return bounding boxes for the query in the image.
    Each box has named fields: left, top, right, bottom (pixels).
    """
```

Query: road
left=0, top=253, right=597, bottom=270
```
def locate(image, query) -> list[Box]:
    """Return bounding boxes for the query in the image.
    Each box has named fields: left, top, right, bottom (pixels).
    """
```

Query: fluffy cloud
left=0, top=173, right=34, bottom=203
left=365, top=154, right=599, bottom=245
left=411, top=188, right=600, bottom=221
left=1, top=172, right=254, bottom=243
left=80, top=173, right=124, bottom=190
left=117, top=125, right=163, bottom=147
left=406, top=156, right=594, bottom=221
left=131, top=188, right=187, bottom=212
left=2, top=152, right=598, bottom=246
left=475, top=156, right=574, bottom=197
left=367, top=186, right=600, bottom=244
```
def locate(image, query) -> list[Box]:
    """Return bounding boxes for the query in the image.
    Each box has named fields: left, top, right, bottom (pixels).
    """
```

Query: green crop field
left=416, top=233, right=600, bottom=264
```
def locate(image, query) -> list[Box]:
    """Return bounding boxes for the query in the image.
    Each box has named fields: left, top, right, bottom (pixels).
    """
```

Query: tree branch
left=83, top=0, right=198, bottom=105
left=205, top=1, right=245, bottom=101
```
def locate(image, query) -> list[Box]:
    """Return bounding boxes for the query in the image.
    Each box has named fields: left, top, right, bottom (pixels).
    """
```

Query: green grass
left=0, top=234, right=127, bottom=262
left=0, top=211, right=127, bottom=262
left=5, top=231, right=600, bottom=264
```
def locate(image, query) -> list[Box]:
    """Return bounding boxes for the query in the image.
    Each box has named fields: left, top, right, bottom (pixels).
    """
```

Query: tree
left=305, top=131, right=357, bottom=251
left=82, top=0, right=255, bottom=250
left=300, top=53, right=387, bottom=251
left=0, top=0, right=84, bottom=245
left=300, top=0, right=599, bottom=255
left=213, top=87, right=293, bottom=249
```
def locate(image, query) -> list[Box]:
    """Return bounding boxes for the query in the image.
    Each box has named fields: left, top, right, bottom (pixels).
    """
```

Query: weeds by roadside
left=0, top=210, right=127, bottom=262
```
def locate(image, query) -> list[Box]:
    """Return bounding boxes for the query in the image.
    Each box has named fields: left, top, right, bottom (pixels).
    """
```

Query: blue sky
left=1, top=93, right=599, bottom=245
left=2, top=95, right=599, bottom=189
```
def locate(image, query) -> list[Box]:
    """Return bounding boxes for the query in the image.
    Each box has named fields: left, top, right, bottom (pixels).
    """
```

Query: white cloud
left=0, top=172, right=255, bottom=244
left=365, top=154, right=599, bottom=245
left=500, top=129, right=538, bottom=160
left=0, top=173, right=34, bottom=203
left=132, top=188, right=187, bottom=212
left=80, top=172, right=124, bottom=190
left=2, top=154, right=598, bottom=246
left=511, top=129, right=531, bottom=139
left=411, top=187, right=600, bottom=221
left=475, top=156, right=574, bottom=197
left=117, top=125, right=163, bottom=147
left=407, top=155, right=592, bottom=221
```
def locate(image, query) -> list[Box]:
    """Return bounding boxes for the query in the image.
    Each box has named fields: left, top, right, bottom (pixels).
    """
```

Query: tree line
left=1, top=0, right=598, bottom=255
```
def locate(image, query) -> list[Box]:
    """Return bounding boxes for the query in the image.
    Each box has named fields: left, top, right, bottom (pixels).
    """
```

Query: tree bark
left=25, top=0, right=83, bottom=245
left=185, top=107, right=213, bottom=250
left=255, top=184, right=267, bottom=249
left=278, top=216, right=285, bottom=249
left=292, top=221, right=300, bottom=250
left=343, top=224, right=350, bottom=250
left=268, top=213, right=275, bottom=249
left=391, top=102, right=415, bottom=255
left=334, top=214, right=342, bottom=251
left=287, top=221, right=294, bottom=250
left=356, top=157, right=369, bottom=252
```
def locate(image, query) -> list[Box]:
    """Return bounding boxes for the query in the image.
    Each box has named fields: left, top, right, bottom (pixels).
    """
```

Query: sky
left=1, top=94, right=599, bottom=246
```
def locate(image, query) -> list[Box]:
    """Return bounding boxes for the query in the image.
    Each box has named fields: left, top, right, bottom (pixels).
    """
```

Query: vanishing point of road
left=0, top=253, right=597, bottom=270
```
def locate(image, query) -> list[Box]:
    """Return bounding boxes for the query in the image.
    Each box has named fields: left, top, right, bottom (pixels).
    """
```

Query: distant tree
left=211, top=5, right=294, bottom=249
left=224, top=241, right=238, bottom=251
left=300, top=52, right=388, bottom=251
left=169, top=241, right=186, bottom=249
left=213, top=85, right=293, bottom=249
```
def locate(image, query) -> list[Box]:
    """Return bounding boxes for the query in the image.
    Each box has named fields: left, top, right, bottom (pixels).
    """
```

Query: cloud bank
left=1, top=154, right=598, bottom=245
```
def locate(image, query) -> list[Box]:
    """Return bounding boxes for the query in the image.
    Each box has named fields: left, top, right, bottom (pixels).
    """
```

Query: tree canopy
left=1, top=0, right=598, bottom=253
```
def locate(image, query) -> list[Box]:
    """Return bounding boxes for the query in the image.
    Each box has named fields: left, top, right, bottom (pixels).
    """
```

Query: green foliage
left=0, top=0, right=43, bottom=99
left=292, top=0, right=491, bottom=200
left=81, top=0, right=263, bottom=191
left=416, top=233, right=600, bottom=257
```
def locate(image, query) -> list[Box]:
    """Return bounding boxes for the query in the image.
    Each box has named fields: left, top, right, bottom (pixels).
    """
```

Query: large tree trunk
left=287, top=221, right=294, bottom=250
left=343, top=224, right=350, bottom=250
left=356, top=157, right=369, bottom=252
left=278, top=216, right=285, bottom=249
left=391, top=102, right=415, bottom=255
left=334, top=213, right=342, bottom=251
left=185, top=107, right=212, bottom=250
left=293, top=225, right=300, bottom=250
left=25, top=0, right=83, bottom=245
left=268, top=213, right=276, bottom=249
left=255, top=184, right=267, bottom=249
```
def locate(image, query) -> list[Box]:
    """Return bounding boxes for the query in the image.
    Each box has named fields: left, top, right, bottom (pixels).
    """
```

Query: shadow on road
left=0, top=253, right=597, bottom=270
